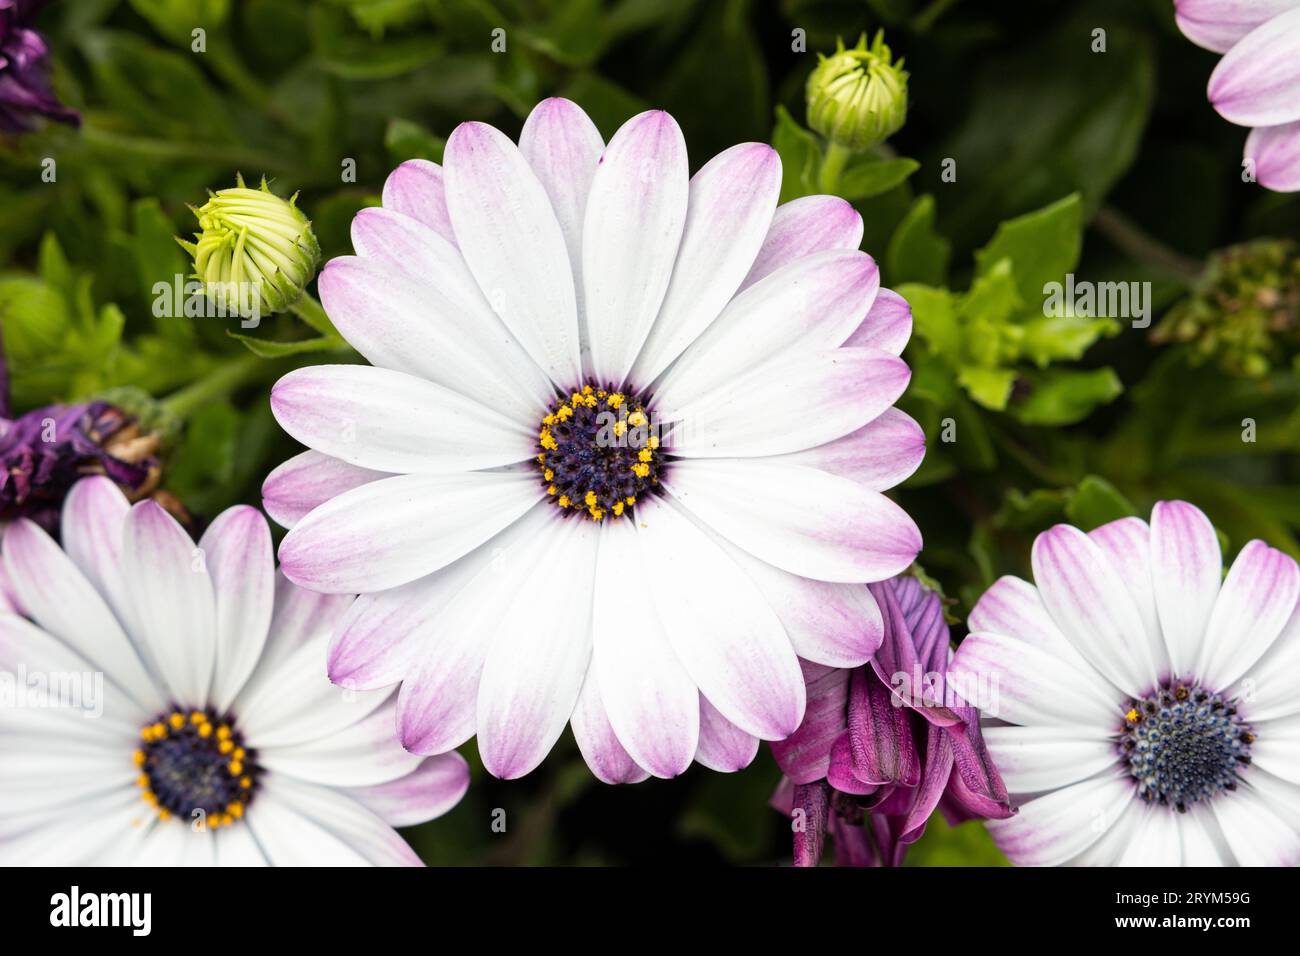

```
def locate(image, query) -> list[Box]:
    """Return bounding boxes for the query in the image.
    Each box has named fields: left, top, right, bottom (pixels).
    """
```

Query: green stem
left=1092, top=206, right=1204, bottom=283
left=161, top=352, right=268, bottom=420
left=819, top=142, right=853, bottom=195
left=289, top=290, right=344, bottom=342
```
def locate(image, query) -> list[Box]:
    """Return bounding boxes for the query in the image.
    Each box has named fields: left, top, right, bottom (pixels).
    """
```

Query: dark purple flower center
left=136, top=708, right=259, bottom=828
left=535, top=384, right=665, bottom=521
left=1120, top=683, right=1253, bottom=812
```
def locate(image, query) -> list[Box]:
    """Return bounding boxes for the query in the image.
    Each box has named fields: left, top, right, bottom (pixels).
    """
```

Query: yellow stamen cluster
left=136, top=708, right=255, bottom=826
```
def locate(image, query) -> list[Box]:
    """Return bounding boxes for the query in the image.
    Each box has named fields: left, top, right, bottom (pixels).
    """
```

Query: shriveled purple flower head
left=0, top=0, right=79, bottom=132
left=771, top=574, right=1013, bottom=866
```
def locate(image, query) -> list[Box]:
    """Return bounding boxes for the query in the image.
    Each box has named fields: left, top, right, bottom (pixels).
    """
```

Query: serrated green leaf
left=957, top=365, right=1017, bottom=411
left=974, top=194, right=1083, bottom=308
left=887, top=195, right=950, bottom=286
left=838, top=157, right=920, bottom=201
left=1011, top=367, right=1122, bottom=426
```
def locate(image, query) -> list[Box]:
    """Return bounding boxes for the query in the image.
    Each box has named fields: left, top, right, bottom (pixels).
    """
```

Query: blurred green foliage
left=2, top=0, right=1298, bottom=866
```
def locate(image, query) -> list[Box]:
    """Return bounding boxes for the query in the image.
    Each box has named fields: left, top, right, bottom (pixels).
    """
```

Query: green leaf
left=1019, top=314, right=1119, bottom=367
left=957, top=365, right=1017, bottom=411
left=771, top=105, right=821, bottom=203
left=228, top=332, right=343, bottom=358
left=838, top=157, right=920, bottom=201
left=897, top=283, right=959, bottom=356
left=1065, top=476, right=1138, bottom=531
left=385, top=117, right=445, bottom=164
left=1011, top=367, right=1122, bottom=426
left=887, top=195, right=950, bottom=286
left=974, top=193, right=1083, bottom=308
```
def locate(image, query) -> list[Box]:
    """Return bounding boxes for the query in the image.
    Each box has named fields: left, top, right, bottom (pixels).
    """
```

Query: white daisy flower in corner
left=0, top=476, right=468, bottom=866
left=951, top=500, right=1300, bottom=866
left=262, top=98, right=925, bottom=782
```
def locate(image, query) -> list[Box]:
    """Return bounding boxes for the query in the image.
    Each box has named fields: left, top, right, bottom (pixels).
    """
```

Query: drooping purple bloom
left=0, top=401, right=157, bottom=534
left=0, top=0, right=79, bottom=132
left=770, top=574, right=1013, bottom=866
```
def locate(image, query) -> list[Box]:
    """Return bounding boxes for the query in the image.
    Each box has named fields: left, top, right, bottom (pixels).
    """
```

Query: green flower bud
left=1153, top=239, right=1300, bottom=378
left=177, top=175, right=320, bottom=321
left=806, top=32, right=909, bottom=153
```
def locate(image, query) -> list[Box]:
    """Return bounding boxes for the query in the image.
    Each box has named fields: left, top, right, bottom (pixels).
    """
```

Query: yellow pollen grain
left=136, top=774, right=149, bottom=787
left=613, top=421, right=627, bottom=437
left=1125, top=707, right=1140, bottom=723
left=229, top=761, right=244, bottom=776
left=217, top=725, right=231, bottom=741
left=558, top=495, right=570, bottom=508
left=632, top=463, right=650, bottom=478
left=628, top=410, right=647, bottom=427
left=648, top=436, right=660, bottom=450
left=240, top=777, right=252, bottom=789
left=543, top=469, right=554, bottom=481
left=169, top=712, right=185, bottom=729
left=584, top=491, right=598, bottom=507
left=234, top=747, right=245, bottom=761
left=607, top=393, right=624, bottom=408
left=228, top=803, right=244, bottom=818
left=548, top=485, right=558, bottom=496
left=219, top=739, right=234, bottom=754
left=612, top=502, right=624, bottom=516
left=158, top=809, right=171, bottom=821
left=190, top=711, right=205, bottom=724
left=637, top=448, right=653, bottom=463
left=133, top=749, right=145, bottom=767
left=198, top=723, right=213, bottom=738
left=556, top=405, right=573, bottom=421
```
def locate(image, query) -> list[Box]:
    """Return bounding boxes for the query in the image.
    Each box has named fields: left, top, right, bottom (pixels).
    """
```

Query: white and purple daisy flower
left=771, top=575, right=1012, bottom=867
left=1175, top=0, right=1300, bottom=191
left=0, top=476, right=468, bottom=866
left=951, top=501, right=1300, bottom=866
left=262, top=98, right=925, bottom=782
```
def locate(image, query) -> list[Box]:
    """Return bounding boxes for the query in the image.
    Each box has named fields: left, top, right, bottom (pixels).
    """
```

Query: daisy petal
left=1252, top=713, right=1300, bottom=785
left=201, top=506, right=275, bottom=712
left=669, top=347, right=910, bottom=458
left=258, top=701, right=422, bottom=788
left=982, top=725, right=1120, bottom=795
left=987, top=767, right=1135, bottom=867
left=271, top=364, right=533, bottom=475
left=842, top=286, right=912, bottom=355
left=476, top=518, right=598, bottom=778
left=344, top=753, right=471, bottom=827
left=770, top=407, right=925, bottom=491
left=122, top=500, right=216, bottom=705
left=248, top=777, right=422, bottom=866
left=695, top=694, right=760, bottom=772
left=630, top=142, right=781, bottom=384
left=1196, top=540, right=1300, bottom=689
left=1150, top=500, right=1222, bottom=679
left=592, top=519, right=699, bottom=778
left=655, top=249, right=880, bottom=410
left=59, top=476, right=136, bottom=635
left=279, top=472, right=541, bottom=594
left=444, top=121, right=582, bottom=386
left=570, top=669, right=652, bottom=785
left=1174, top=0, right=1300, bottom=54
left=739, top=195, right=863, bottom=290
left=583, top=110, right=689, bottom=386
left=262, top=450, right=389, bottom=530
left=381, top=159, right=455, bottom=243
left=1208, top=6, right=1300, bottom=127
left=1246, top=120, right=1300, bottom=191
left=1031, top=523, right=1162, bottom=697
left=1087, top=516, right=1170, bottom=683
left=1211, top=781, right=1300, bottom=865
left=636, top=496, right=804, bottom=739
left=665, top=458, right=921, bottom=584
left=1234, top=601, right=1300, bottom=719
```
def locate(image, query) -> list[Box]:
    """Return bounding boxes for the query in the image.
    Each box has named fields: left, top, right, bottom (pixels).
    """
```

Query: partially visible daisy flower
left=262, top=98, right=924, bottom=783
left=0, top=0, right=79, bottom=132
left=1175, top=0, right=1300, bottom=191
left=951, top=501, right=1300, bottom=866
left=0, top=476, right=467, bottom=866
left=770, top=575, right=1011, bottom=867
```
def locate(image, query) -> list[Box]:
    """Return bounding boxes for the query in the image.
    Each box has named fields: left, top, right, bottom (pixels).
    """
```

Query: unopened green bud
left=1153, top=239, right=1300, bottom=378
left=806, top=31, right=909, bottom=152
left=178, top=175, right=320, bottom=320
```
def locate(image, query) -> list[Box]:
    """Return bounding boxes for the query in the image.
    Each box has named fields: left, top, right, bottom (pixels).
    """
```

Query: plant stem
left=913, top=0, right=962, bottom=32
left=819, top=142, right=853, bottom=194
left=161, top=352, right=268, bottom=420
left=1092, top=206, right=1204, bottom=282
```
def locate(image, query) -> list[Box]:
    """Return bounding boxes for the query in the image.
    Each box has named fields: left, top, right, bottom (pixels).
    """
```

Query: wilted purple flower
left=0, top=400, right=158, bottom=534
left=771, top=574, right=1013, bottom=866
left=0, top=0, right=79, bottom=132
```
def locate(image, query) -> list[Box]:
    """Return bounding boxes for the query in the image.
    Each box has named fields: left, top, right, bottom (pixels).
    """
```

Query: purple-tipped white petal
left=1235, top=600, right=1300, bottom=719
left=1246, top=119, right=1300, bottom=191
left=262, top=450, right=389, bottom=530
left=948, top=631, right=1122, bottom=730
left=444, top=121, right=582, bottom=386
left=121, top=500, right=216, bottom=705
left=271, top=365, right=534, bottom=475
left=592, top=519, right=699, bottom=778
left=694, top=695, right=760, bottom=772
left=655, top=250, right=880, bottom=410
left=476, top=518, right=598, bottom=779
left=1196, top=540, right=1300, bottom=689
left=739, top=195, right=863, bottom=290
left=1175, top=0, right=1300, bottom=54
left=1031, top=523, right=1162, bottom=697
left=201, top=506, right=275, bottom=712
left=636, top=496, right=804, bottom=740
left=842, top=286, right=912, bottom=355
left=982, top=725, right=1119, bottom=795
left=1208, top=7, right=1300, bottom=127
left=1150, top=500, right=1222, bottom=680
left=770, top=407, right=925, bottom=491
left=519, top=97, right=605, bottom=363
left=630, top=143, right=781, bottom=383
left=582, top=110, right=689, bottom=386
left=280, top=473, right=540, bottom=594
left=986, top=767, right=1134, bottom=867
left=1, top=518, right=160, bottom=713
left=325, top=244, right=553, bottom=423
left=59, top=476, right=136, bottom=635
left=344, top=752, right=471, bottom=827
left=668, top=347, right=910, bottom=459
left=665, top=458, right=921, bottom=584
left=571, top=670, right=652, bottom=785
left=381, top=158, right=456, bottom=244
